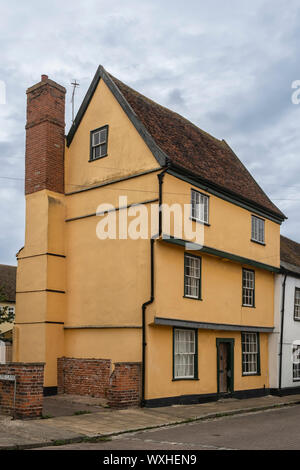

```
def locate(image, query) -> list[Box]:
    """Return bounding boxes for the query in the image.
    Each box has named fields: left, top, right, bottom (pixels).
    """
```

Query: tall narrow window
left=242, top=332, right=260, bottom=375
left=294, top=288, right=300, bottom=321
left=191, top=189, right=209, bottom=224
left=293, top=344, right=300, bottom=381
left=251, top=215, right=265, bottom=244
left=90, top=125, right=108, bottom=160
left=174, top=329, right=197, bottom=379
left=184, top=254, right=201, bottom=299
left=242, top=269, right=255, bottom=307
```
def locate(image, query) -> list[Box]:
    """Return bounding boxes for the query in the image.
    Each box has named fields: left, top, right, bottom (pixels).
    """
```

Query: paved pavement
left=0, top=393, right=300, bottom=449
left=38, top=405, right=300, bottom=450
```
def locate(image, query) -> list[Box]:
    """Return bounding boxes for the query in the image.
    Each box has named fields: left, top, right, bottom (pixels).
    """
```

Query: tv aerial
left=71, top=79, right=80, bottom=123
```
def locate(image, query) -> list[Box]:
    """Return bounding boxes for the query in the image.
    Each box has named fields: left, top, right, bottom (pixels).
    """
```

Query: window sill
left=183, top=296, right=203, bottom=301
left=250, top=239, right=265, bottom=246
left=242, top=305, right=256, bottom=308
left=242, top=373, right=261, bottom=377
left=293, top=317, right=300, bottom=322
left=89, top=153, right=108, bottom=162
left=189, top=217, right=210, bottom=226
left=293, top=379, right=300, bottom=382
left=172, top=378, right=199, bottom=381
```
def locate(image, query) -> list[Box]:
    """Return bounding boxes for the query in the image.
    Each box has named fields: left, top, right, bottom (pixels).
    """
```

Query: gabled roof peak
left=67, top=65, right=285, bottom=222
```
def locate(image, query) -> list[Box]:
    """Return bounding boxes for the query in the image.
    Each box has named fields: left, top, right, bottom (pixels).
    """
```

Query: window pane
left=185, top=255, right=201, bottom=298
left=174, top=329, right=196, bottom=378
left=93, top=131, right=100, bottom=146
left=242, top=333, right=258, bottom=375
left=252, top=216, right=264, bottom=243
left=91, top=127, right=108, bottom=159
left=242, top=269, right=255, bottom=306
left=191, top=190, right=208, bottom=223
left=93, top=146, right=101, bottom=159
left=99, top=129, right=106, bottom=143
left=293, top=345, right=300, bottom=380
left=295, top=289, right=300, bottom=320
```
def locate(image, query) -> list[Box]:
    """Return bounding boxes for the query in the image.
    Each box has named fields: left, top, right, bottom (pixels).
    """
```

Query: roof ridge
left=67, top=65, right=286, bottom=221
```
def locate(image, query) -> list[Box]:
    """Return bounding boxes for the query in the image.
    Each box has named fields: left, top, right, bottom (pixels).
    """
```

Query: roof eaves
left=222, top=140, right=287, bottom=220
left=281, top=260, right=300, bottom=277
left=167, top=161, right=286, bottom=224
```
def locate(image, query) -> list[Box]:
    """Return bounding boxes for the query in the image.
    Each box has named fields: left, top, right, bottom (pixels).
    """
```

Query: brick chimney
left=25, top=75, right=66, bottom=195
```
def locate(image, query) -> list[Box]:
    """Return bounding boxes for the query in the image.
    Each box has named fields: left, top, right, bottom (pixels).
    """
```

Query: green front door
left=217, top=338, right=234, bottom=394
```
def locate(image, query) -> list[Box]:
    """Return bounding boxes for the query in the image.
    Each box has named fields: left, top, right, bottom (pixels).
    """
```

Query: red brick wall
left=0, top=363, right=44, bottom=419
left=57, top=358, right=141, bottom=408
left=57, top=357, right=111, bottom=397
left=25, top=75, right=66, bottom=195
left=107, top=362, right=141, bottom=408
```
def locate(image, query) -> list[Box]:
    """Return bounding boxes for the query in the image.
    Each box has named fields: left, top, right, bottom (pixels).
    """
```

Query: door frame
left=216, top=338, right=235, bottom=395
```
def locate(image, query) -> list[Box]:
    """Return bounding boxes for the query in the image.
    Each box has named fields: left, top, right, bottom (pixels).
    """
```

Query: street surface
left=37, top=404, right=300, bottom=450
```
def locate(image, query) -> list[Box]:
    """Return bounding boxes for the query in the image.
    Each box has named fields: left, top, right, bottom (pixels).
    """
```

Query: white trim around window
left=242, top=268, right=255, bottom=307
left=293, top=344, right=300, bottom=381
left=294, top=288, right=300, bottom=321
left=251, top=215, right=265, bottom=244
left=184, top=254, right=201, bottom=299
left=191, top=189, right=209, bottom=224
left=173, top=328, right=197, bottom=379
left=242, top=332, right=260, bottom=375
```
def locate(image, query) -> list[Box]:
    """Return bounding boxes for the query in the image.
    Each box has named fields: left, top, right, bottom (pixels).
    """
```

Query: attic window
left=251, top=215, right=265, bottom=244
left=191, top=189, right=209, bottom=224
left=90, top=125, right=108, bottom=161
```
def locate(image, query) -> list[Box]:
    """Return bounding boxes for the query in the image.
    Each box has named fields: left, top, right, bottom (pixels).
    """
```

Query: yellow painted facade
left=146, top=327, right=269, bottom=399
left=14, top=71, right=282, bottom=402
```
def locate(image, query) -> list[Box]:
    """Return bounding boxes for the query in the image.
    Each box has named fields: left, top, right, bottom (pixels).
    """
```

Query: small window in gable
left=90, top=125, right=108, bottom=161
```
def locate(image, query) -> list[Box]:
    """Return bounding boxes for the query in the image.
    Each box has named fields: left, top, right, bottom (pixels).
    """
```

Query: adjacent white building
left=269, top=235, right=300, bottom=394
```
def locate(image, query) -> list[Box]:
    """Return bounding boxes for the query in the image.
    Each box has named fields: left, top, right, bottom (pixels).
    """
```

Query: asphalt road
left=35, top=404, right=300, bottom=450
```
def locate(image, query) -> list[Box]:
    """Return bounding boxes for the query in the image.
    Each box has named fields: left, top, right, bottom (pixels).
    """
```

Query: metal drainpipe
left=278, top=271, right=287, bottom=393
left=141, top=165, right=169, bottom=407
left=141, top=238, right=154, bottom=407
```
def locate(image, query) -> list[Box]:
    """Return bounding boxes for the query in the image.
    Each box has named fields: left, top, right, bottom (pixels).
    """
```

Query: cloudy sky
left=0, top=0, right=300, bottom=265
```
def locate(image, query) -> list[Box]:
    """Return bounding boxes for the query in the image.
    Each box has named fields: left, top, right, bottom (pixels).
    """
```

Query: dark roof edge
left=161, top=235, right=280, bottom=272
left=154, top=317, right=274, bottom=333
left=66, top=66, right=167, bottom=166
left=167, top=162, right=286, bottom=224
left=67, top=66, right=102, bottom=146
left=280, top=260, right=300, bottom=278
left=222, top=140, right=286, bottom=220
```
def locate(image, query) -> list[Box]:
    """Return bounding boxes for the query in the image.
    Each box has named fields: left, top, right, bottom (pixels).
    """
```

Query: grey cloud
left=1, top=0, right=300, bottom=265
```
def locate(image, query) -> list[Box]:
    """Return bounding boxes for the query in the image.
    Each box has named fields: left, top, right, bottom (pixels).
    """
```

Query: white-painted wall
left=270, top=273, right=300, bottom=390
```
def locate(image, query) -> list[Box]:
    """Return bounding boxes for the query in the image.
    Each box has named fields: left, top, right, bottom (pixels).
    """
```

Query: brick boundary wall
left=57, top=358, right=141, bottom=408
left=0, top=363, right=44, bottom=419
left=57, top=357, right=111, bottom=397
left=107, top=362, right=141, bottom=409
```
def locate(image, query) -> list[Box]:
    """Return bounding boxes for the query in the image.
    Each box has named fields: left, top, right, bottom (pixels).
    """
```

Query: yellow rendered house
left=13, top=66, right=286, bottom=406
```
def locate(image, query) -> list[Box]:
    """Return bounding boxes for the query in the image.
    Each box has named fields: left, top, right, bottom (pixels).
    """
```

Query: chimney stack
left=25, top=75, right=66, bottom=195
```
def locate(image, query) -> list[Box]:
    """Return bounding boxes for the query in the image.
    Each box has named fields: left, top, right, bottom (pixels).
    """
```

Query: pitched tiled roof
left=67, top=66, right=285, bottom=220
left=108, top=73, right=285, bottom=220
left=280, top=235, right=300, bottom=269
left=0, top=264, right=16, bottom=303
